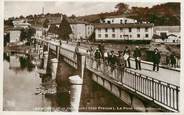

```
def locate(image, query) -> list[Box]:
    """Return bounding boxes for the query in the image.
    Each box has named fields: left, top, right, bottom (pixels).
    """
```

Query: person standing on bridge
left=123, top=46, right=131, bottom=68
left=133, top=46, right=141, bottom=70
left=170, top=52, right=176, bottom=68
left=94, top=48, right=102, bottom=70
left=74, top=42, right=80, bottom=60
left=109, top=50, right=117, bottom=72
left=152, top=48, right=161, bottom=71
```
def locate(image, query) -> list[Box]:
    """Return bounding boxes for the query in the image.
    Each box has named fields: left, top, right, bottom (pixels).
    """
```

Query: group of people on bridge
left=86, top=45, right=161, bottom=72
left=74, top=42, right=179, bottom=73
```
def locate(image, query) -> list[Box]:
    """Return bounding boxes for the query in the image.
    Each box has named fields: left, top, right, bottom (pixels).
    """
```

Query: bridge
left=34, top=37, right=180, bottom=112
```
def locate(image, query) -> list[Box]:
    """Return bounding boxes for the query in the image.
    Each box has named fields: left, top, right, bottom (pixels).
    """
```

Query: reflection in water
left=4, top=52, right=131, bottom=112
left=3, top=53, right=53, bottom=111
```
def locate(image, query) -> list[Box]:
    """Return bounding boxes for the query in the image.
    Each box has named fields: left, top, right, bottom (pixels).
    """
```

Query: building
left=95, top=23, right=154, bottom=41
left=153, top=26, right=180, bottom=44
left=13, top=20, right=31, bottom=29
left=95, top=16, right=154, bottom=41
left=48, top=16, right=94, bottom=41
left=68, top=19, right=94, bottom=40
left=9, top=29, right=21, bottom=43
left=34, top=27, right=43, bottom=38
left=100, top=15, right=137, bottom=24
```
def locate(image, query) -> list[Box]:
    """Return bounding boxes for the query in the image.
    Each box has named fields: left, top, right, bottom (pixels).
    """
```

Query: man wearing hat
left=94, top=48, right=102, bottom=70
left=133, top=46, right=141, bottom=70
left=152, top=48, right=161, bottom=71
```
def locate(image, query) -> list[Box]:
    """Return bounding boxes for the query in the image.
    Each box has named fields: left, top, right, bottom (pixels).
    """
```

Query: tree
left=115, top=3, right=129, bottom=13
left=19, top=15, right=25, bottom=19
left=48, top=24, right=58, bottom=34
left=43, top=18, right=49, bottom=28
left=4, top=33, right=10, bottom=46
left=57, top=15, right=72, bottom=40
left=70, top=14, right=76, bottom=19
left=4, top=18, right=14, bottom=26
left=20, top=27, right=36, bottom=45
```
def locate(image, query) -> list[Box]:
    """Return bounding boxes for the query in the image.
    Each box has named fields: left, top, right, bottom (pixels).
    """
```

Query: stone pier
left=50, top=58, right=59, bottom=80
left=69, top=75, right=83, bottom=112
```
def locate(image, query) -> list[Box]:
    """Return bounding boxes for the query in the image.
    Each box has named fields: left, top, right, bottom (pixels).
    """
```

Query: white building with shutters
left=95, top=16, right=154, bottom=41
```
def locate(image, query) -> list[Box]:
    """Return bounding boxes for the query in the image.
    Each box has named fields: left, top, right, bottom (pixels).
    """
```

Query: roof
left=67, top=18, right=89, bottom=24
left=105, top=15, right=132, bottom=19
left=154, top=26, right=180, bottom=33
left=94, top=23, right=154, bottom=28
left=49, top=17, right=90, bottom=25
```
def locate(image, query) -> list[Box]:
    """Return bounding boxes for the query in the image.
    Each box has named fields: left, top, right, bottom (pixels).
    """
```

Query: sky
left=4, top=1, right=168, bottom=19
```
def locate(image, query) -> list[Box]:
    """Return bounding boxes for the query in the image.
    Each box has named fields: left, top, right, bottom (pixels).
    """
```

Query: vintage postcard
left=2, top=0, right=183, bottom=114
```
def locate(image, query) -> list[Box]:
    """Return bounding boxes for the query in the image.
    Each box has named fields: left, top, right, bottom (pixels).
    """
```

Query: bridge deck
left=37, top=38, right=180, bottom=87
left=60, top=41, right=179, bottom=87
left=36, top=38, right=180, bottom=111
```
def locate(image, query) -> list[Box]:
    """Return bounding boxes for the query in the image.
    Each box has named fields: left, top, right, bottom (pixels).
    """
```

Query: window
left=120, top=35, right=123, bottom=38
left=112, top=28, right=115, bottom=32
left=120, top=20, right=123, bottom=24
left=137, top=27, right=140, bottom=32
left=112, top=34, right=115, bottom=38
left=129, top=28, right=132, bottom=32
left=160, top=32, right=167, bottom=39
left=130, top=35, right=132, bottom=38
left=105, top=28, right=108, bottom=32
left=105, top=34, right=108, bottom=38
left=112, top=20, right=114, bottom=23
left=145, top=28, right=148, bottom=32
left=120, top=28, right=123, bottom=32
left=137, top=34, right=140, bottom=38
left=98, top=28, right=101, bottom=32
left=145, top=34, right=149, bottom=38
left=107, top=21, right=111, bottom=24
left=98, top=34, right=101, bottom=38
left=125, top=20, right=127, bottom=24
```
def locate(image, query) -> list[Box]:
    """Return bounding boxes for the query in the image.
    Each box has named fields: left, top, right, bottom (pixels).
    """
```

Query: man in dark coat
left=133, top=46, right=141, bottom=70
left=94, top=48, right=102, bottom=70
left=109, top=50, right=117, bottom=72
left=153, top=48, right=161, bottom=71
left=170, top=52, right=176, bottom=68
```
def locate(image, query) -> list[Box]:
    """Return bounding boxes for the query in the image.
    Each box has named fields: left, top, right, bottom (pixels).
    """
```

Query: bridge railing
left=36, top=38, right=179, bottom=111
left=85, top=56, right=179, bottom=112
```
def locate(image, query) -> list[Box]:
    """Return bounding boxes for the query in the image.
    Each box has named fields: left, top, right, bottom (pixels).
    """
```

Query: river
left=3, top=52, right=132, bottom=112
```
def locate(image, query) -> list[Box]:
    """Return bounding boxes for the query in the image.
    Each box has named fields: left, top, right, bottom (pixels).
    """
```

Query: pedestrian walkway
left=37, top=38, right=180, bottom=87
left=128, top=59, right=180, bottom=86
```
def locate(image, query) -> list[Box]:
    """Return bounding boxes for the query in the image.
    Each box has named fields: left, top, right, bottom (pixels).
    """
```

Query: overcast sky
left=4, top=1, right=167, bottom=19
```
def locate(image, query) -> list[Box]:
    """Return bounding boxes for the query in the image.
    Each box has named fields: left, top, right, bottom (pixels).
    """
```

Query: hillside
left=77, top=2, right=180, bottom=26
left=4, top=2, right=180, bottom=27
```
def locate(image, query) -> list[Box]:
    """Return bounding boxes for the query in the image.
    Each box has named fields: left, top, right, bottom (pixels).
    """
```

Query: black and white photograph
left=2, top=0, right=183, bottom=114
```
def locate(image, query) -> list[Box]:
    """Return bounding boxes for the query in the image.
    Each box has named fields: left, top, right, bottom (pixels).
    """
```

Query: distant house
left=9, top=29, right=21, bottom=43
left=95, top=16, right=154, bottom=41
left=153, top=26, right=180, bottom=44
left=48, top=15, right=94, bottom=41
left=34, top=28, right=43, bottom=38
left=13, top=20, right=31, bottom=29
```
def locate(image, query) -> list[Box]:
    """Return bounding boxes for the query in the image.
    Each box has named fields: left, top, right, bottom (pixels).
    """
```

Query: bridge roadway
left=39, top=39, right=180, bottom=87
left=35, top=38, right=180, bottom=111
